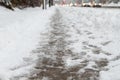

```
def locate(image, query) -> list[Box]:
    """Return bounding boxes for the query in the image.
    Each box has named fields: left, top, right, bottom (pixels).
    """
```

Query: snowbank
left=0, top=6, right=55, bottom=79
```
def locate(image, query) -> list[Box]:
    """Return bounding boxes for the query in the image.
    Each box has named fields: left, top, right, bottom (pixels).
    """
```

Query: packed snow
left=59, top=7, right=120, bottom=80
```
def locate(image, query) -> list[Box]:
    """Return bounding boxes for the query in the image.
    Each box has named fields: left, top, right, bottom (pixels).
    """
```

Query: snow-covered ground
left=59, top=7, right=120, bottom=80
left=0, top=7, right=55, bottom=80
left=0, top=6, right=120, bottom=80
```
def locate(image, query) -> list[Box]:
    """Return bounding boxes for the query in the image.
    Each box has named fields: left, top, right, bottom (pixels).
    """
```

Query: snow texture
left=0, top=7, right=55, bottom=80
left=0, top=5, right=120, bottom=80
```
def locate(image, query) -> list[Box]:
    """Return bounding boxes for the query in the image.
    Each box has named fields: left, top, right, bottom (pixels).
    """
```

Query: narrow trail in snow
left=28, top=8, right=76, bottom=80
left=27, top=8, right=107, bottom=80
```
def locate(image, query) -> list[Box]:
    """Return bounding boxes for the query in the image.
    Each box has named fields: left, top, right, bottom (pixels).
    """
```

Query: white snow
left=103, top=2, right=120, bottom=6
left=59, top=7, right=120, bottom=80
left=0, top=5, right=120, bottom=80
left=0, top=6, right=55, bottom=79
left=100, top=59, right=120, bottom=80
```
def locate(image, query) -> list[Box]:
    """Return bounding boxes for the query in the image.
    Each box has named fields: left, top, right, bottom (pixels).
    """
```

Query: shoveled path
left=27, top=8, right=106, bottom=80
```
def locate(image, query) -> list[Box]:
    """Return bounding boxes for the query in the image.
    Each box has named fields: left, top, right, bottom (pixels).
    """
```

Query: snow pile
left=0, top=7, right=55, bottom=80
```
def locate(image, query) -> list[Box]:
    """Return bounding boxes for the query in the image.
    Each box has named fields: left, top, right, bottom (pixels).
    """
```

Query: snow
left=0, top=7, right=55, bottom=79
left=0, top=5, right=120, bottom=80
left=103, top=2, right=120, bottom=6
left=59, top=7, right=120, bottom=80
left=100, top=59, right=120, bottom=80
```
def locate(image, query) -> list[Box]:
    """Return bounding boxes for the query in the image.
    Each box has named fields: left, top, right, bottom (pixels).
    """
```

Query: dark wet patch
left=79, top=69, right=99, bottom=80
left=101, top=41, right=112, bottom=46
left=84, top=30, right=93, bottom=35
left=88, top=36, right=95, bottom=39
left=111, top=55, right=120, bottom=61
left=95, top=59, right=109, bottom=68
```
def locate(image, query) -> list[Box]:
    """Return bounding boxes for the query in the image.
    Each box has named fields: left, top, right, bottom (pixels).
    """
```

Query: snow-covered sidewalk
left=60, top=7, right=120, bottom=80
left=0, top=7, right=55, bottom=80
left=24, top=7, right=120, bottom=80
left=0, top=6, right=120, bottom=80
